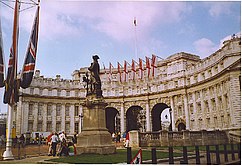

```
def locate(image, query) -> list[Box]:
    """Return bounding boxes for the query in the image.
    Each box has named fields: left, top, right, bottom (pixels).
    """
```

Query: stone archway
left=151, top=103, right=170, bottom=131
left=175, top=118, right=186, bottom=131
left=105, top=107, right=119, bottom=134
left=126, top=106, right=143, bottom=132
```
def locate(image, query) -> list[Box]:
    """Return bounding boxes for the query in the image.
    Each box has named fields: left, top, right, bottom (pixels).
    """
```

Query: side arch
left=105, top=107, right=119, bottom=133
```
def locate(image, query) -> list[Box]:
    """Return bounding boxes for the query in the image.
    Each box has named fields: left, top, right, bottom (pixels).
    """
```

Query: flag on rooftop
left=20, top=4, right=40, bottom=89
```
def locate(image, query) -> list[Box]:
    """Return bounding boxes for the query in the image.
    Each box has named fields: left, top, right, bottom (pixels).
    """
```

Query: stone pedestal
left=76, top=95, right=116, bottom=154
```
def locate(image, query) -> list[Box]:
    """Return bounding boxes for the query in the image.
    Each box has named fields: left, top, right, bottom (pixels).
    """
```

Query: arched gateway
left=152, top=103, right=170, bottom=131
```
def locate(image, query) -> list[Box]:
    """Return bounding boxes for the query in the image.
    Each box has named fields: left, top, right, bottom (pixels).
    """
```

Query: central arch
left=151, top=103, right=170, bottom=131
left=126, top=106, right=143, bottom=132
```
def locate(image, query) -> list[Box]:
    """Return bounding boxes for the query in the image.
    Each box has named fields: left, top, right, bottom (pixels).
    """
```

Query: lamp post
left=169, top=108, right=172, bottom=131
left=79, top=113, right=84, bottom=133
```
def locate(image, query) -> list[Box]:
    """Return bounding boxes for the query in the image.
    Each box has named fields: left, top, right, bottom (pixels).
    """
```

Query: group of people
left=46, top=131, right=77, bottom=157
left=111, top=131, right=130, bottom=148
left=12, top=134, right=25, bottom=148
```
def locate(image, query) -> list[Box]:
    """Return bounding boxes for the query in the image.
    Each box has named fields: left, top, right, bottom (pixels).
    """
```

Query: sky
left=0, top=0, right=241, bottom=113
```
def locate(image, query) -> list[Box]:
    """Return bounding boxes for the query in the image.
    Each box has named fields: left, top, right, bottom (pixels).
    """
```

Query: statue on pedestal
left=83, top=55, right=102, bottom=98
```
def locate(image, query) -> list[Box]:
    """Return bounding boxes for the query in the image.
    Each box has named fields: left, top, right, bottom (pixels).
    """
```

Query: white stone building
left=12, top=37, right=240, bottom=137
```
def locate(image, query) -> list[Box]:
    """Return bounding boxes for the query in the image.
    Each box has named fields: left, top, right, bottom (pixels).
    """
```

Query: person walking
left=19, top=134, right=25, bottom=147
left=51, top=132, right=59, bottom=157
left=47, top=132, right=53, bottom=156
left=125, top=131, right=130, bottom=148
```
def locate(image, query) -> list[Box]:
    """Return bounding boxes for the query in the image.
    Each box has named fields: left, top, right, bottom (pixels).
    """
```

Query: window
left=48, top=89, right=52, bottom=96
left=47, top=104, right=52, bottom=116
left=65, top=122, right=70, bottom=134
left=38, top=103, right=43, bottom=116
left=56, top=104, right=61, bottom=116
left=65, top=105, right=70, bottom=116
left=75, top=91, right=79, bottom=97
left=39, top=89, right=43, bottom=95
left=47, top=122, right=52, bottom=132
left=29, top=103, right=33, bottom=116
left=30, top=88, right=34, bottom=94
left=37, top=122, right=42, bottom=131
left=75, top=106, right=79, bottom=116
left=57, top=90, right=61, bottom=96
left=75, top=122, right=79, bottom=134
left=56, top=122, right=61, bottom=132
left=66, top=91, right=70, bottom=97
left=28, top=121, right=33, bottom=131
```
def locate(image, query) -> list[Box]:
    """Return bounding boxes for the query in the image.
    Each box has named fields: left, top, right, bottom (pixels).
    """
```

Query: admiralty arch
left=12, top=36, right=241, bottom=137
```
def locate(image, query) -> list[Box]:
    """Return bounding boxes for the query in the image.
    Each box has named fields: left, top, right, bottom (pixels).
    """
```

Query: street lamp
left=79, top=113, right=84, bottom=132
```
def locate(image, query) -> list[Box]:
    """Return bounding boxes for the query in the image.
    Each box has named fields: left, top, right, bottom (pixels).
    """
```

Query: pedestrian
left=19, top=134, right=25, bottom=147
left=68, top=142, right=76, bottom=156
left=51, top=132, right=59, bottom=157
left=13, top=136, right=18, bottom=148
left=57, top=131, right=66, bottom=155
left=72, top=133, right=77, bottom=145
left=125, top=131, right=130, bottom=148
left=47, top=132, right=53, bottom=156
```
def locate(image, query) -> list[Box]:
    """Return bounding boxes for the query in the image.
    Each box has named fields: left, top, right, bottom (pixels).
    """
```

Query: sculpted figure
left=88, top=55, right=102, bottom=97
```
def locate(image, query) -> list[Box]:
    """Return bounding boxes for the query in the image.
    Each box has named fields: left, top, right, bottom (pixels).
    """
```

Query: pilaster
left=120, top=102, right=125, bottom=133
left=52, top=104, right=56, bottom=132
left=70, top=105, right=75, bottom=134
left=61, top=104, right=65, bottom=131
left=170, top=96, right=175, bottom=131
left=146, top=102, right=151, bottom=131
left=33, top=102, right=38, bottom=131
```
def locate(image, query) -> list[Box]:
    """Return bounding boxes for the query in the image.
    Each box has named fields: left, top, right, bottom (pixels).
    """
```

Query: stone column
left=42, top=103, right=47, bottom=132
left=52, top=104, right=56, bottom=132
left=200, top=90, right=206, bottom=129
left=170, top=96, right=175, bottom=131
left=61, top=104, right=65, bottom=131
left=183, top=93, right=190, bottom=130
left=79, top=105, right=83, bottom=133
left=146, top=102, right=151, bottom=131
left=192, top=93, right=198, bottom=130
left=120, top=102, right=125, bottom=133
left=33, top=102, right=38, bottom=131
left=22, top=102, right=29, bottom=134
left=70, top=105, right=75, bottom=134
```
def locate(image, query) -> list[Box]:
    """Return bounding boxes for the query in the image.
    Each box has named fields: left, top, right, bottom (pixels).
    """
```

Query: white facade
left=12, top=37, right=241, bottom=136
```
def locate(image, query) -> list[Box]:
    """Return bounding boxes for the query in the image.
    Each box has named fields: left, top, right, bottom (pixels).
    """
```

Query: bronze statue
left=83, top=55, right=102, bottom=97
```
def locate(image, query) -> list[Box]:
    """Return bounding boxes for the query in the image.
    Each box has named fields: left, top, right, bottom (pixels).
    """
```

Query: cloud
left=193, top=38, right=218, bottom=58
left=205, top=2, right=233, bottom=17
left=2, top=1, right=191, bottom=41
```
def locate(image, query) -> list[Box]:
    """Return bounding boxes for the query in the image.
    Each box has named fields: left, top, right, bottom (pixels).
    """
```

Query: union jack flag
left=20, top=5, right=40, bottom=89
left=4, top=0, right=20, bottom=104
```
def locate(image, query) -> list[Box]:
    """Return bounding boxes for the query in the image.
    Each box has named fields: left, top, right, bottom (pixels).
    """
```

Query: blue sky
left=0, top=0, right=241, bottom=113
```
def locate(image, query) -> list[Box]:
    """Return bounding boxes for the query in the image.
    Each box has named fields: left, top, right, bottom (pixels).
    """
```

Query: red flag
left=0, top=14, right=4, bottom=87
left=131, top=59, right=136, bottom=80
left=151, top=54, right=157, bottom=77
left=108, top=62, right=113, bottom=82
left=146, top=56, right=150, bottom=78
left=117, top=62, right=122, bottom=82
left=20, top=5, right=40, bottom=89
left=124, top=60, right=128, bottom=82
left=139, top=58, right=143, bottom=79
left=4, top=0, right=20, bottom=104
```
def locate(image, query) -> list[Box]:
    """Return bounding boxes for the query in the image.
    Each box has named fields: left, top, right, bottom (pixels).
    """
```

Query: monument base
left=76, top=129, right=116, bottom=154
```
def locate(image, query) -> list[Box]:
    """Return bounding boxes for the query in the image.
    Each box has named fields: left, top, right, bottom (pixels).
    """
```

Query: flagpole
left=2, top=105, right=14, bottom=160
left=134, top=17, right=138, bottom=60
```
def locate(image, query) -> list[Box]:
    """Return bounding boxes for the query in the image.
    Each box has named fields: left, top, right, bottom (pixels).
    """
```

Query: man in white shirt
left=59, top=131, right=66, bottom=142
left=51, top=132, right=59, bottom=156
